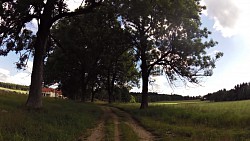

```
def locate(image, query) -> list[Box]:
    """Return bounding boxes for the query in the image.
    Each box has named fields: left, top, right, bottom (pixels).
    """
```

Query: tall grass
left=113, top=100, right=250, bottom=141
left=0, top=90, right=102, bottom=141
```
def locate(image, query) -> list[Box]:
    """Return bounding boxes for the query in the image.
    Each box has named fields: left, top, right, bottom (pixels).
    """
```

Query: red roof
left=42, top=87, right=62, bottom=96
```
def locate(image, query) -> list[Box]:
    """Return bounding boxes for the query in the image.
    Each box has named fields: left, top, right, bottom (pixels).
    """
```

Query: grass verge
left=0, top=90, right=103, bottom=141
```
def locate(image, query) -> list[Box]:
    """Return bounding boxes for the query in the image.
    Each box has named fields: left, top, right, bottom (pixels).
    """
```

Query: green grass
left=104, top=118, right=115, bottom=141
left=120, top=122, right=139, bottom=141
left=110, top=107, right=139, bottom=141
left=112, top=100, right=250, bottom=141
left=0, top=90, right=103, bottom=141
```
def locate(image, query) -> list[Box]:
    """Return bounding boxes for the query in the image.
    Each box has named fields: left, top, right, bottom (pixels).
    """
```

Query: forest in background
left=0, top=81, right=29, bottom=91
left=204, top=82, right=250, bottom=101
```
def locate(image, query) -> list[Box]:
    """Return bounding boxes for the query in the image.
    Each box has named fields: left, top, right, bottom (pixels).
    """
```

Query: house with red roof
left=42, top=87, right=62, bottom=98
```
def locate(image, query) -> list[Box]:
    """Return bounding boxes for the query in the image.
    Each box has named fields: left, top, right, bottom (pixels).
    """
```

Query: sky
left=1, top=0, right=250, bottom=96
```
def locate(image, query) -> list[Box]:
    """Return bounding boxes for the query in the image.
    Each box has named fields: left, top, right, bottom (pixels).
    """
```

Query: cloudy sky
left=1, top=0, right=250, bottom=96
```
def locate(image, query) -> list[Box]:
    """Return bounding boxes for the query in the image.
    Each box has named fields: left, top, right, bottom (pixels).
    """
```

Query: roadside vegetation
left=113, top=100, right=250, bottom=141
left=0, top=90, right=102, bottom=141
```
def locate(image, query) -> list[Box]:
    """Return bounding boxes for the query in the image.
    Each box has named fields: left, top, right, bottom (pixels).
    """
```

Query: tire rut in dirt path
left=110, top=107, right=155, bottom=141
left=105, top=106, right=120, bottom=141
left=84, top=121, right=104, bottom=141
left=82, top=106, right=120, bottom=141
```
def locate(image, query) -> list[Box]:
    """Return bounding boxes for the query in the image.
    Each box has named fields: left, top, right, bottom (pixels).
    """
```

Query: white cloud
left=203, top=0, right=241, bottom=37
left=10, top=72, right=31, bottom=86
left=66, top=0, right=84, bottom=11
left=0, top=61, right=32, bottom=86
left=0, top=68, right=11, bottom=82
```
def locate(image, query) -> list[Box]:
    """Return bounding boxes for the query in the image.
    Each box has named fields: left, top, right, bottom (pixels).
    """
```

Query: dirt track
left=82, top=106, right=154, bottom=141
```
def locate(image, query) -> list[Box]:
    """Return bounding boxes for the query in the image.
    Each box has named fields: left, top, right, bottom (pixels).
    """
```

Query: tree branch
left=147, top=51, right=172, bottom=74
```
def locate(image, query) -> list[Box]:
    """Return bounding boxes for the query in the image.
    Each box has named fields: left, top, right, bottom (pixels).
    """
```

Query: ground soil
left=81, top=105, right=154, bottom=141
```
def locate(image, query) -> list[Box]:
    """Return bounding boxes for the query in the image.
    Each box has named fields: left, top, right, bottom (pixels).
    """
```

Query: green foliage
left=115, top=0, right=223, bottom=108
left=129, top=95, right=136, bottom=103
left=0, top=91, right=103, bottom=141
left=44, top=2, right=139, bottom=102
left=118, top=0, right=222, bottom=84
left=113, top=101, right=250, bottom=140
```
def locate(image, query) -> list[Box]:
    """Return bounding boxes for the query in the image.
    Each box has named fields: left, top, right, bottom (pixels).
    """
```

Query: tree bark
left=25, top=1, right=54, bottom=109
left=91, top=85, right=95, bottom=102
left=107, top=69, right=112, bottom=103
left=140, top=52, right=149, bottom=109
left=25, top=26, right=49, bottom=108
left=81, top=71, right=87, bottom=102
left=81, top=83, right=87, bottom=102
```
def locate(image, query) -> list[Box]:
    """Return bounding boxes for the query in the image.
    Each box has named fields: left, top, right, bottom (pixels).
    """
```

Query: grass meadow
left=2, top=89, right=250, bottom=141
left=0, top=90, right=102, bottom=141
left=113, top=100, right=250, bottom=141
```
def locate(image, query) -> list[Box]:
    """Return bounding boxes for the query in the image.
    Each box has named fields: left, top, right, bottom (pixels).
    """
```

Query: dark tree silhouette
left=0, top=0, right=102, bottom=108
left=117, top=0, right=223, bottom=108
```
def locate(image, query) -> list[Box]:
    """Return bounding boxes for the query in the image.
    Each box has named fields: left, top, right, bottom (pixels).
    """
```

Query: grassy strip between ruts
left=104, top=117, right=115, bottom=141
left=0, top=90, right=103, bottom=141
left=110, top=107, right=139, bottom=141
left=119, top=122, right=139, bottom=141
left=112, top=100, right=250, bottom=141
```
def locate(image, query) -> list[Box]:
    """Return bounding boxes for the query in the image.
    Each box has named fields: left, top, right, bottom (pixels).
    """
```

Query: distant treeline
left=203, top=82, right=250, bottom=102
left=130, top=92, right=201, bottom=102
left=0, top=82, right=29, bottom=91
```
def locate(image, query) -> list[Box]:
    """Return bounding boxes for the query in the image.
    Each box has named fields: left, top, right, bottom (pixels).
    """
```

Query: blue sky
left=1, top=0, right=250, bottom=96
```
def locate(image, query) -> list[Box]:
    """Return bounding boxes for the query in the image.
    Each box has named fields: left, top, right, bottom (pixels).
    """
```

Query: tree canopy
left=1, top=0, right=223, bottom=109
left=117, top=0, right=223, bottom=108
left=44, top=5, right=139, bottom=102
left=0, top=0, right=102, bottom=108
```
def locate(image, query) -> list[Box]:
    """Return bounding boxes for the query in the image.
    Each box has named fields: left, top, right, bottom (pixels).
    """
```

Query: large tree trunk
left=91, top=85, right=95, bottom=102
left=107, top=69, right=112, bottom=103
left=81, top=72, right=87, bottom=102
left=26, top=1, right=54, bottom=108
left=81, top=84, right=87, bottom=102
left=26, top=27, right=49, bottom=108
left=140, top=52, right=149, bottom=109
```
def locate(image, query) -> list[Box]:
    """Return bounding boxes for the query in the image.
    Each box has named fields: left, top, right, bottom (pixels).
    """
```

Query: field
left=1, top=90, right=250, bottom=141
left=0, top=90, right=102, bottom=141
left=0, top=87, right=28, bottom=94
left=113, top=100, right=250, bottom=141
